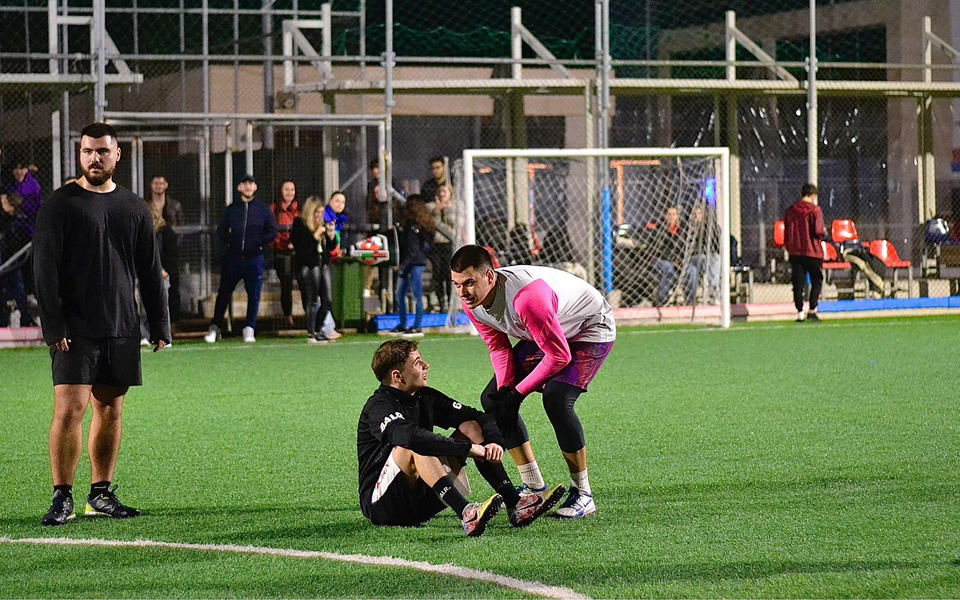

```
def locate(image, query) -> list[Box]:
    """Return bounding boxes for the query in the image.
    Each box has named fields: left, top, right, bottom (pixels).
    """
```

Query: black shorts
left=360, top=449, right=445, bottom=527
left=50, top=336, right=142, bottom=387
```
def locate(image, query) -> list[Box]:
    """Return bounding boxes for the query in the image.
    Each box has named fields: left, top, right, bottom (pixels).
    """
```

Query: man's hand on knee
left=483, top=443, right=503, bottom=464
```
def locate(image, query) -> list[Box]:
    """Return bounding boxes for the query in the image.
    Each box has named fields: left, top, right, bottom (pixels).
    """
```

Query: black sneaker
left=807, top=312, right=821, bottom=322
left=391, top=325, right=408, bottom=333
left=85, top=484, right=141, bottom=519
left=41, top=489, right=75, bottom=526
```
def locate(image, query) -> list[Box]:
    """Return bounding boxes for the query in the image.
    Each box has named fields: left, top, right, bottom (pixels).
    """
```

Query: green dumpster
left=331, top=258, right=365, bottom=329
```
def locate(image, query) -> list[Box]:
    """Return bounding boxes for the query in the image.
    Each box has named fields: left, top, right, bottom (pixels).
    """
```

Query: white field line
left=0, top=536, right=591, bottom=600
left=159, top=316, right=960, bottom=353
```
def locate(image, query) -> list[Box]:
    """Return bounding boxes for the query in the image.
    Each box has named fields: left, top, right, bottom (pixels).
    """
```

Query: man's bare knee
left=455, top=420, right=483, bottom=443
left=52, top=386, right=91, bottom=426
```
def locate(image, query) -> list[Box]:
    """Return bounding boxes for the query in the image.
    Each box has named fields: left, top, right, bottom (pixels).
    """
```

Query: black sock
left=431, top=476, right=469, bottom=518
left=475, top=461, right=520, bottom=509
left=53, top=484, right=72, bottom=497
left=90, top=481, right=110, bottom=497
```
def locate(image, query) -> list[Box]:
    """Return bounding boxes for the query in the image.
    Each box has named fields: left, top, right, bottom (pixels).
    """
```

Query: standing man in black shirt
left=357, top=339, right=563, bottom=537
left=33, top=122, right=170, bottom=526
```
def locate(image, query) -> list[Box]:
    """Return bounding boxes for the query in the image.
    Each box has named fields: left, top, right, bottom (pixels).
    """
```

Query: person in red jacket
left=784, top=183, right=824, bottom=322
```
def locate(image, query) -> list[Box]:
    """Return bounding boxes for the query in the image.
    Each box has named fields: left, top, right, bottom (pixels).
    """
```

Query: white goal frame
left=460, top=147, right=732, bottom=328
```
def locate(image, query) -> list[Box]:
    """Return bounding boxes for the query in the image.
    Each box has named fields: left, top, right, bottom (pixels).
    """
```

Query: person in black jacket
left=357, top=339, right=562, bottom=536
left=392, top=195, right=433, bottom=335
left=32, top=122, right=170, bottom=527
left=204, top=175, right=278, bottom=344
left=291, top=196, right=339, bottom=343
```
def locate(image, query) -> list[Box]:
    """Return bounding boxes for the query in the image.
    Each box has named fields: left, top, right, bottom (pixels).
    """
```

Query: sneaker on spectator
left=140, top=338, right=150, bottom=347
left=461, top=494, right=503, bottom=537
left=242, top=326, right=256, bottom=343
left=308, top=332, right=330, bottom=344
left=390, top=325, right=408, bottom=334
left=404, top=328, right=424, bottom=337
left=203, top=325, right=221, bottom=343
left=806, top=312, right=821, bottom=322
left=325, top=330, right=342, bottom=340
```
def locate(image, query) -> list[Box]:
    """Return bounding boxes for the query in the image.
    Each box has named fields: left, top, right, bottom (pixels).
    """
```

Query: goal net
left=450, top=148, right=730, bottom=327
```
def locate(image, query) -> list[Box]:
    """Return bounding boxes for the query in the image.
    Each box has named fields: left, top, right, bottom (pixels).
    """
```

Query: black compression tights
left=480, top=377, right=586, bottom=453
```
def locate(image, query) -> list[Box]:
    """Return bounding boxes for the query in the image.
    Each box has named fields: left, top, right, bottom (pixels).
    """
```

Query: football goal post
left=453, top=147, right=731, bottom=328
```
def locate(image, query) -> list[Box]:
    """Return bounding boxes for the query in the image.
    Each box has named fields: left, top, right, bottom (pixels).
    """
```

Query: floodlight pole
left=93, top=0, right=106, bottom=121
left=384, top=0, right=395, bottom=310
left=807, top=0, right=818, bottom=186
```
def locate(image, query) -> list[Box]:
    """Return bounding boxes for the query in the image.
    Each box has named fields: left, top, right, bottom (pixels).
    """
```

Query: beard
left=81, top=162, right=115, bottom=186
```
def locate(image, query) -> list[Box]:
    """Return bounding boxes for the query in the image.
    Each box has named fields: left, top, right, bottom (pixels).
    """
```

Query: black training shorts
left=50, top=336, right=142, bottom=387
left=360, top=450, right=445, bottom=526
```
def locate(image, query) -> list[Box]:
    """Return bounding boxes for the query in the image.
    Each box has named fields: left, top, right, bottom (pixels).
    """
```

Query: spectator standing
left=784, top=183, right=824, bottom=322
left=291, top=196, right=340, bottom=343
left=7, top=158, right=43, bottom=234
left=33, top=122, right=169, bottom=526
left=0, top=193, right=36, bottom=327
left=148, top=176, right=182, bottom=323
left=204, top=175, right=278, bottom=344
left=419, top=156, right=449, bottom=208
left=149, top=175, right=184, bottom=227
left=269, top=180, right=300, bottom=328
left=365, top=161, right=405, bottom=298
left=138, top=197, right=175, bottom=345
left=392, top=195, right=433, bottom=335
left=426, top=184, right=456, bottom=312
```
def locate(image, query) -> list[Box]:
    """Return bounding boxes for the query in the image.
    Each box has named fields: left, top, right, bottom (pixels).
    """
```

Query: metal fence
left=3, top=0, right=960, bottom=327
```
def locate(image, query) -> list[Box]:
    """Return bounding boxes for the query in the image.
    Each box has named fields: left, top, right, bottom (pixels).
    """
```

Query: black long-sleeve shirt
left=357, top=384, right=503, bottom=504
left=32, top=182, right=171, bottom=345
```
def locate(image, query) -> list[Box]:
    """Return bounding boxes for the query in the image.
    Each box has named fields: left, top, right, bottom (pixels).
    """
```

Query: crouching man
left=358, top=339, right=564, bottom=537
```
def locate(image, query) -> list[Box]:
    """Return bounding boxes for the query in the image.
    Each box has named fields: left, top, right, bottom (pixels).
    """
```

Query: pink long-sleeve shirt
left=463, top=265, right=616, bottom=396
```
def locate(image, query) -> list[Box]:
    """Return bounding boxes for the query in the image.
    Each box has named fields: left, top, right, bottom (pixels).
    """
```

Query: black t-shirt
left=356, top=384, right=503, bottom=507
left=33, top=182, right=170, bottom=345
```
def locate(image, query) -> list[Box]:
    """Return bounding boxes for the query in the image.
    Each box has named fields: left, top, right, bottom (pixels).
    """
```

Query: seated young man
left=357, top=339, right=564, bottom=537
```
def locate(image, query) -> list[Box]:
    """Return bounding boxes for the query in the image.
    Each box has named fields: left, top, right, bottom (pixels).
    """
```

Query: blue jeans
left=0, top=266, right=31, bottom=324
left=654, top=259, right=677, bottom=306
left=685, top=254, right=720, bottom=305
left=211, top=254, right=264, bottom=329
left=396, top=265, right=425, bottom=329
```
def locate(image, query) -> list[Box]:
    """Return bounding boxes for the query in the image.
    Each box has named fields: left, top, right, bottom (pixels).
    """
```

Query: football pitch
left=1, top=316, right=958, bottom=598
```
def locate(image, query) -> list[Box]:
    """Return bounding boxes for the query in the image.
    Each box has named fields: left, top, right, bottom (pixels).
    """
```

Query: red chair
left=868, top=240, right=912, bottom=298
left=832, top=219, right=859, bottom=244
left=773, top=220, right=785, bottom=248
left=821, top=240, right=857, bottom=299
left=821, top=241, right=850, bottom=269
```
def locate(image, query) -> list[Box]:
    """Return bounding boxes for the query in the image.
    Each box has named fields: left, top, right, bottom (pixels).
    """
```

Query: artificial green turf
left=1, top=316, right=959, bottom=598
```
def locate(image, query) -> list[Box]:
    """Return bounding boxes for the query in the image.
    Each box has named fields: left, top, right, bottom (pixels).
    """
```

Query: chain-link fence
left=3, top=0, right=960, bottom=330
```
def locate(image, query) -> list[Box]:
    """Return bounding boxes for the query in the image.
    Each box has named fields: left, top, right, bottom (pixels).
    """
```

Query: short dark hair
left=429, top=155, right=445, bottom=165
left=80, top=122, right=118, bottom=141
left=371, top=339, right=419, bottom=383
left=369, top=159, right=379, bottom=169
left=801, top=183, right=818, bottom=197
left=450, top=244, right=493, bottom=273
left=8, top=156, right=27, bottom=169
